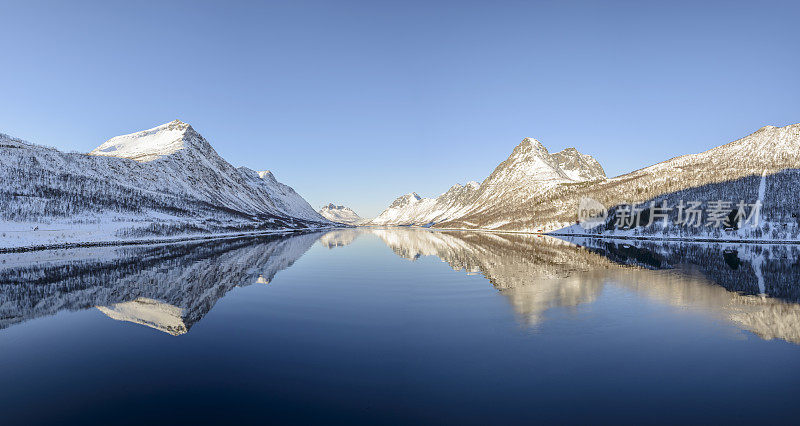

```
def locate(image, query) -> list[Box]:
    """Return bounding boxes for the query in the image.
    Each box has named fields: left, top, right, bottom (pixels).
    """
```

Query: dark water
left=1, top=228, right=799, bottom=425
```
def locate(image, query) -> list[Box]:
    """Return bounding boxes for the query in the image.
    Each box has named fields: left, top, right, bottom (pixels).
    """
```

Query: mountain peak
left=257, top=170, right=277, bottom=182
left=88, top=120, right=204, bottom=162
left=517, top=137, right=549, bottom=153
left=551, top=147, right=606, bottom=181
left=388, top=192, right=422, bottom=209
left=318, top=203, right=362, bottom=224
left=485, top=137, right=569, bottom=185
left=510, top=137, right=560, bottom=166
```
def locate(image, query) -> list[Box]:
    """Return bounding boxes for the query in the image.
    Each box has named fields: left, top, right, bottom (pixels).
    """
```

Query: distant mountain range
left=318, top=203, right=363, bottom=225
left=0, top=120, right=330, bottom=249
left=3, top=120, right=800, bottom=248
left=369, top=124, right=800, bottom=241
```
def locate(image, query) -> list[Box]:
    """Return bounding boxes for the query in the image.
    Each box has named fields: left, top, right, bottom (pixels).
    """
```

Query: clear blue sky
left=1, top=0, right=798, bottom=217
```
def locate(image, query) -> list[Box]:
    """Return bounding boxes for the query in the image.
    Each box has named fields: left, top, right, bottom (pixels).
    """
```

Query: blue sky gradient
left=1, top=0, right=798, bottom=217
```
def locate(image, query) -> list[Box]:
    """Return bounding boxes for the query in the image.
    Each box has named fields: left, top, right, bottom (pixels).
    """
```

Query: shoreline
left=360, top=225, right=800, bottom=245
left=6, top=223, right=799, bottom=253
left=0, top=226, right=342, bottom=253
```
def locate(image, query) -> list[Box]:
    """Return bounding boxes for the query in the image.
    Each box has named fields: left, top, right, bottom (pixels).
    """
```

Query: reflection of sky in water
left=1, top=229, right=799, bottom=423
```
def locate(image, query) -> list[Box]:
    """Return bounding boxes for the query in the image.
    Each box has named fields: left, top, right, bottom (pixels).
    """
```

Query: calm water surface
left=1, top=228, right=799, bottom=424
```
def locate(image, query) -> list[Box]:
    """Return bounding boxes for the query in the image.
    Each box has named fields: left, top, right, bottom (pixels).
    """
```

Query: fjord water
left=1, top=229, right=799, bottom=424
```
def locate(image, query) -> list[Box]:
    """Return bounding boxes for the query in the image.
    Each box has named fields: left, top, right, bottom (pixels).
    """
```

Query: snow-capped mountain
left=369, top=182, right=482, bottom=226
left=371, top=123, right=800, bottom=238
left=87, top=120, right=325, bottom=222
left=0, top=120, right=330, bottom=248
left=369, top=138, right=603, bottom=226
left=456, top=123, right=800, bottom=235
left=318, top=203, right=363, bottom=224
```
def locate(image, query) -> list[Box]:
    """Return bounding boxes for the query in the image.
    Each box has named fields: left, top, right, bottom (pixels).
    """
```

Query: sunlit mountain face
left=2, top=228, right=800, bottom=424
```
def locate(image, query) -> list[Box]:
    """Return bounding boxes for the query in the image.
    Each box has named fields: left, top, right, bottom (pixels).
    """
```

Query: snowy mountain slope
left=369, top=138, right=603, bottom=226
left=443, top=123, right=800, bottom=234
left=0, top=120, right=330, bottom=248
left=90, top=120, right=197, bottom=162
left=458, top=138, right=584, bottom=219
left=88, top=120, right=326, bottom=222
left=369, top=182, right=482, bottom=226
left=318, top=203, right=363, bottom=224
left=238, top=167, right=324, bottom=222
left=370, top=123, right=800, bottom=236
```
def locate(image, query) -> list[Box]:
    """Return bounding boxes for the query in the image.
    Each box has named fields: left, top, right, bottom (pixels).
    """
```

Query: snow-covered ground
left=0, top=218, right=332, bottom=251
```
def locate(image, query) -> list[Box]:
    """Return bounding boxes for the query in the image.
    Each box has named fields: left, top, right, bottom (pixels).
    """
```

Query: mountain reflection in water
left=1, top=228, right=799, bottom=344
left=0, top=233, right=320, bottom=335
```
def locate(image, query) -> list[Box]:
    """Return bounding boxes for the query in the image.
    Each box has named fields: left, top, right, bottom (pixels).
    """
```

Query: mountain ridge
left=369, top=140, right=604, bottom=226
left=443, top=123, right=800, bottom=235
left=369, top=123, right=800, bottom=240
left=0, top=120, right=330, bottom=249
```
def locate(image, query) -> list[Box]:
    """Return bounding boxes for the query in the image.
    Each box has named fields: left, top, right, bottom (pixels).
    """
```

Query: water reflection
left=0, top=233, right=321, bottom=335
left=1, top=228, right=799, bottom=344
left=318, top=228, right=361, bottom=249
left=367, top=228, right=800, bottom=344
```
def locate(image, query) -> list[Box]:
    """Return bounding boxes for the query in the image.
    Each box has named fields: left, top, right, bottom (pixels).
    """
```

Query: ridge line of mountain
left=368, top=123, right=800, bottom=242
left=0, top=120, right=332, bottom=250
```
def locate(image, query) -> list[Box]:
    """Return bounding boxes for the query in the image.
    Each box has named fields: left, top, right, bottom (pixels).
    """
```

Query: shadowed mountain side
left=0, top=232, right=322, bottom=334
left=548, top=168, right=800, bottom=241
